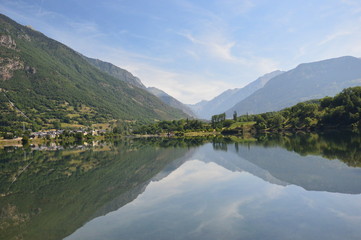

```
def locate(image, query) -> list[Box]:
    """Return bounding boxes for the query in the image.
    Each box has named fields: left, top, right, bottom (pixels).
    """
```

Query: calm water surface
left=1, top=133, right=361, bottom=240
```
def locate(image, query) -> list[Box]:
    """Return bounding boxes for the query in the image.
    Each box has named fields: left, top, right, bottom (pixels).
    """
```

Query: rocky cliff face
left=0, top=34, right=36, bottom=80
left=0, top=34, right=16, bottom=49
left=0, top=57, right=24, bottom=80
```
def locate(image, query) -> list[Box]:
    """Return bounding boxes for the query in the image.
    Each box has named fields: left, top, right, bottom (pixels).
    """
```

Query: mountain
left=0, top=14, right=187, bottom=131
left=83, top=56, right=195, bottom=117
left=82, top=56, right=146, bottom=90
left=226, top=56, right=361, bottom=116
left=147, top=87, right=196, bottom=117
left=189, top=70, right=283, bottom=119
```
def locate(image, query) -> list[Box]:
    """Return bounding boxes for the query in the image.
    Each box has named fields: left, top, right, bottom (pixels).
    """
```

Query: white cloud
left=180, top=32, right=241, bottom=63
left=128, top=66, right=237, bottom=103
left=318, top=30, right=351, bottom=46
left=247, top=57, right=280, bottom=75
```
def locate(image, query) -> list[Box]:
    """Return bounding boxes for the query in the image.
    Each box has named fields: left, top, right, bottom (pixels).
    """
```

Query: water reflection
left=0, top=139, right=192, bottom=240
left=1, top=133, right=361, bottom=240
left=67, top=146, right=361, bottom=240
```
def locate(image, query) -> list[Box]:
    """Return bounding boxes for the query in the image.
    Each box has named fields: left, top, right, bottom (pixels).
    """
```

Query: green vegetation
left=232, top=86, right=361, bottom=133
left=133, top=119, right=213, bottom=135
left=211, top=113, right=226, bottom=128
left=83, top=86, right=361, bottom=138
left=0, top=14, right=187, bottom=135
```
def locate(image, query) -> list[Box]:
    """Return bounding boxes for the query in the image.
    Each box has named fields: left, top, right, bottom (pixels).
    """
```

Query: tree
left=53, top=121, right=61, bottom=129
left=233, top=111, right=237, bottom=121
left=211, top=113, right=226, bottom=128
left=21, top=136, right=30, bottom=145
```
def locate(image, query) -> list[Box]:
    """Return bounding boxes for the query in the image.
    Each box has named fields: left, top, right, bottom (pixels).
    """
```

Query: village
left=29, top=128, right=107, bottom=139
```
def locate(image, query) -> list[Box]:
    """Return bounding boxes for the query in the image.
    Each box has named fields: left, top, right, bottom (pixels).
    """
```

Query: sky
left=1, top=0, right=361, bottom=104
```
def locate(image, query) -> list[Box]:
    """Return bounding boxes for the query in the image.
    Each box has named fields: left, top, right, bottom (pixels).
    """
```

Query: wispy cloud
left=116, top=60, right=238, bottom=103
left=179, top=32, right=241, bottom=63
left=318, top=30, right=351, bottom=46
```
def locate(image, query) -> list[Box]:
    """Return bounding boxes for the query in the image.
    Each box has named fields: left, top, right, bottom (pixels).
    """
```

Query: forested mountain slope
left=147, top=87, right=195, bottom=117
left=83, top=56, right=195, bottom=117
left=0, top=14, right=187, bottom=131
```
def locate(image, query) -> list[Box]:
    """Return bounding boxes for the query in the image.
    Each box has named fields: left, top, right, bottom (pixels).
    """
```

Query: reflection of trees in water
left=212, top=142, right=228, bottom=151
left=131, top=136, right=211, bottom=148
left=207, top=131, right=361, bottom=167
left=1, top=133, right=360, bottom=239
left=0, top=139, right=190, bottom=240
left=253, top=131, right=361, bottom=167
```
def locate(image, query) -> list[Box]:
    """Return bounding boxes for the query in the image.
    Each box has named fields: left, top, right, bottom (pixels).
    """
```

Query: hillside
left=0, top=14, right=187, bottom=132
left=83, top=56, right=195, bottom=117
left=251, top=86, right=361, bottom=131
left=226, top=56, right=361, bottom=116
left=82, top=56, right=147, bottom=90
left=189, top=70, right=283, bottom=119
left=147, top=87, right=195, bottom=117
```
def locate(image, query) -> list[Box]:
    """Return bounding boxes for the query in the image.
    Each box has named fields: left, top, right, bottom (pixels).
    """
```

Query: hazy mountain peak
left=189, top=70, right=284, bottom=119
left=226, top=56, right=361, bottom=116
left=147, top=87, right=196, bottom=117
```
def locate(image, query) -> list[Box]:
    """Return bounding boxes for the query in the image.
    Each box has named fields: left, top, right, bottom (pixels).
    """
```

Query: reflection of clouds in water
left=330, top=209, right=361, bottom=223
left=68, top=159, right=286, bottom=239
left=128, top=159, right=286, bottom=236
left=302, top=196, right=317, bottom=209
left=66, top=155, right=361, bottom=240
left=156, top=160, right=238, bottom=186
left=192, top=198, right=247, bottom=233
left=135, top=160, right=239, bottom=205
left=264, top=184, right=284, bottom=200
left=108, top=160, right=245, bottom=220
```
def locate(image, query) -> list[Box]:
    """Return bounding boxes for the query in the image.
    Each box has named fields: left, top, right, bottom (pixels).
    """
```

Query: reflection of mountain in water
left=1, top=134, right=361, bottom=240
left=205, top=132, right=361, bottom=194
left=0, top=140, right=192, bottom=240
left=93, top=149, right=196, bottom=218
left=230, top=144, right=361, bottom=194
left=198, top=144, right=288, bottom=187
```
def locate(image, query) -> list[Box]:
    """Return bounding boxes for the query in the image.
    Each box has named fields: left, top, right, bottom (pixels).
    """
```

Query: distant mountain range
left=0, top=14, right=188, bottom=130
left=190, top=56, right=361, bottom=119
left=226, top=56, right=361, bottom=116
left=188, top=70, right=283, bottom=119
left=83, top=56, right=195, bottom=117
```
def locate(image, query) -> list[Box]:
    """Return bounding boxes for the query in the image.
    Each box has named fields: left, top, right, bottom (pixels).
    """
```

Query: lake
left=1, top=132, right=361, bottom=240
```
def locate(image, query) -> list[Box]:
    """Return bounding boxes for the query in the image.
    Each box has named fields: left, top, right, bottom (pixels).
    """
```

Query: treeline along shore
left=1, top=86, right=360, bottom=147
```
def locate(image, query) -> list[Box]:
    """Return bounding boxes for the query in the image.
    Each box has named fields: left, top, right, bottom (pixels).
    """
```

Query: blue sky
left=1, top=0, right=361, bottom=103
